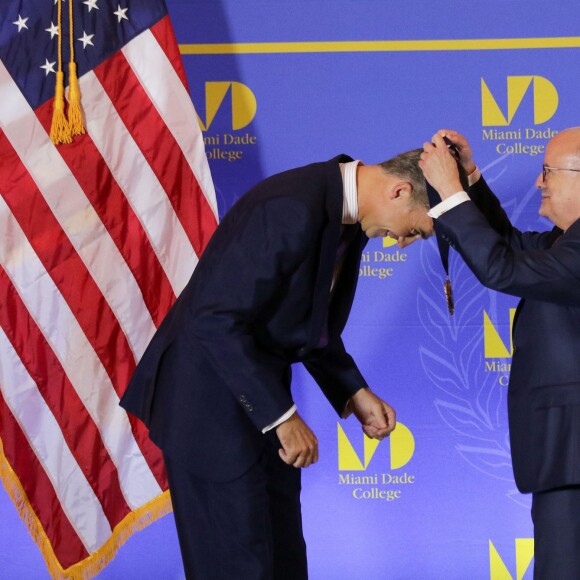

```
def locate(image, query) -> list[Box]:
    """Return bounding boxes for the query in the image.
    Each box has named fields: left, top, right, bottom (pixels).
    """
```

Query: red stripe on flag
left=95, top=52, right=217, bottom=258
left=0, top=265, right=131, bottom=528
left=0, top=130, right=136, bottom=391
left=0, top=130, right=168, bottom=490
left=0, top=394, right=89, bottom=569
left=151, top=16, right=190, bottom=91
left=33, top=102, right=177, bottom=328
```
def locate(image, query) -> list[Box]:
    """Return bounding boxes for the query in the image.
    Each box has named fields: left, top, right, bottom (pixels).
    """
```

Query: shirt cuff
left=467, top=166, right=481, bottom=186
left=428, top=191, right=471, bottom=219
left=262, top=404, right=297, bottom=433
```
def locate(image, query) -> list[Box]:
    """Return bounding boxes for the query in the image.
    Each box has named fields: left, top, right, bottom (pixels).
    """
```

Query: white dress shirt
left=427, top=167, right=481, bottom=218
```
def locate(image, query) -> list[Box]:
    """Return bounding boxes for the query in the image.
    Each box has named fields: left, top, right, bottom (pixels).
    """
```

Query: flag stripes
left=0, top=266, right=132, bottom=528
left=0, top=393, right=90, bottom=569
left=0, top=62, right=158, bottom=365
left=81, top=67, right=198, bottom=299
left=33, top=97, right=177, bottom=330
left=125, top=25, right=219, bottom=223
left=0, top=326, right=113, bottom=552
left=0, top=193, right=162, bottom=507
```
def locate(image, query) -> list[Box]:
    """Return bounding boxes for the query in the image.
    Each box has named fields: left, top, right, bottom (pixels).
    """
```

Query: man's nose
left=535, top=171, right=545, bottom=189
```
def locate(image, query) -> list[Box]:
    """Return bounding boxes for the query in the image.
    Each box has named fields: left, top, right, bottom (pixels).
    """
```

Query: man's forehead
left=546, top=136, right=578, bottom=163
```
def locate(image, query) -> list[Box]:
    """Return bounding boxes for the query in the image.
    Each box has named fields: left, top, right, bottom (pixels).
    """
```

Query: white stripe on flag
left=81, top=70, right=198, bottom=299
left=0, top=195, right=162, bottom=509
left=0, top=60, right=156, bottom=363
left=0, top=326, right=111, bottom=553
left=123, top=29, right=219, bottom=221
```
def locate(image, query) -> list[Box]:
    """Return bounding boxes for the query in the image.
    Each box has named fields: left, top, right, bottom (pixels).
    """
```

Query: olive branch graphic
left=417, top=154, right=543, bottom=508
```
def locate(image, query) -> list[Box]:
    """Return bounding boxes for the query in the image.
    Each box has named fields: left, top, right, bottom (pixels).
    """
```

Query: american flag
left=0, top=0, right=218, bottom=577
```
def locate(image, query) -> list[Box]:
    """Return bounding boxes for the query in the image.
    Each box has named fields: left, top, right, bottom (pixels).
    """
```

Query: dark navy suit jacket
left=120, top=156, right=369, bottom=481
left=437, top=177, right=580, bottom=493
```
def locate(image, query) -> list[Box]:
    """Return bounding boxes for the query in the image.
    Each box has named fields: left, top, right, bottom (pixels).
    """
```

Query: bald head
left=538, top=127, right=580, bottom=230
left=549, top=127, right=580, bottom=163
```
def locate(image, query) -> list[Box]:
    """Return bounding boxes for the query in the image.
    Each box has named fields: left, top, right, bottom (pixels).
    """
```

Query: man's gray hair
left=379, top=149, right=428, bottom=208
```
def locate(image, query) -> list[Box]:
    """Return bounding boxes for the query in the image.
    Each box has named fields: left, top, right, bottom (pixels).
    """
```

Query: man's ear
left=393, top=181, right=413, bottom=200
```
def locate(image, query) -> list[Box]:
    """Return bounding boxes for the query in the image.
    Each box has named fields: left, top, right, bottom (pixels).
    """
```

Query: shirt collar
left=339, top=160, right=361, bottom=225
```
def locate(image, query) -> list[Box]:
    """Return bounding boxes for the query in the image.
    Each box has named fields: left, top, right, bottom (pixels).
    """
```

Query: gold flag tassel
left=50, top=0, right=72, bottom=144
left=67, top=0, right=85, bottom=136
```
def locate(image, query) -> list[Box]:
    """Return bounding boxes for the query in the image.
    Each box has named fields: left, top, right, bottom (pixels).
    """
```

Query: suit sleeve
left=303, top=338, right=368, bottom=416
left=187, top=197, right=316, bottom=431
left=437, top=197, right=580, bottom=306
left=468, top=177, right=556, bottom=250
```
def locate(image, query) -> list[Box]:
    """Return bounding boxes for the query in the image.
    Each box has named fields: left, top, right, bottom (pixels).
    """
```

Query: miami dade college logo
left=489, top=539, right=534, bottom=580
left=484, top=308, right=516, bottom=358
left=336, top=422, right=416, bottom=502
left=481, top=76, right=558, bottom=127
left=358, top=237, right=408, bottom=281
left=483, top=308, right=516, bottom=386
left=480, top=76, right=559, bottom=157
left=197, top=82, right=258, bottom=162
left=197, top=81, right=257, bottom=131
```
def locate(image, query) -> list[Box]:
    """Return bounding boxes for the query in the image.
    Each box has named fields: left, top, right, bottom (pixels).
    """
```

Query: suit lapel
left=327, top=229, right=366, bottom=334
left=305, top=160, right=346, bottom=351
left=512, top=224, right=572, bottom=335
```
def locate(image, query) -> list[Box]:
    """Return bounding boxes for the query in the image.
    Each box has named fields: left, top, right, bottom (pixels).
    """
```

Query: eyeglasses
left=542, top=165, right=580, bottom=181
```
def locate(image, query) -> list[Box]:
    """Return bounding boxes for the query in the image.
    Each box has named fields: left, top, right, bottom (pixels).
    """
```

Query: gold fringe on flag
left=0, top=437, right=173, bottom=580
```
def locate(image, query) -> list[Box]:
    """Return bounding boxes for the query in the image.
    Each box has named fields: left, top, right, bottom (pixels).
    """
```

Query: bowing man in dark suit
left=420, top=128, right=580, bottom=579
left=120, top=150, right=433, bottom=579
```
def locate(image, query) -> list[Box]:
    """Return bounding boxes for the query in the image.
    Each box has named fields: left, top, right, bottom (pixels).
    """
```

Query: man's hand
left=276, top=412, right=318, bottom=468
left=419, top=133, right=464, bottom=200
left=350, top=388, right=396, bottom=440
left=395, top=233, right=422, bottom=249
left=435, top=129, right=476, bottom=175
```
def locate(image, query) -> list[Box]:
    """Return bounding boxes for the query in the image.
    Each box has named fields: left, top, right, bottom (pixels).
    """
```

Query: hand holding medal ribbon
left=423, top=135, right=470, bottom=315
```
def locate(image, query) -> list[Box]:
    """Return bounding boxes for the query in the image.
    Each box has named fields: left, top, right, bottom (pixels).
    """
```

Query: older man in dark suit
left=420, top=127, right=580, bottom=579
left=121, top=149, right=432, bottom=579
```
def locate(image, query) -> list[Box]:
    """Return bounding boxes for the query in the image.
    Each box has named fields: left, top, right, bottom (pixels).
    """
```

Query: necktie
left=319, top=225, right=357, bottom=348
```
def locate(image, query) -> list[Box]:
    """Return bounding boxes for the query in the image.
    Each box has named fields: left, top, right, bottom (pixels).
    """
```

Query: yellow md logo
left=337, top=421, right=415, bottom=471
left=198, top=82, right=257, bottom=131
left=489, top=539, right=534, bottom=580
left=481, top=76, right=558, bottom=126
left=484, top=309, right=516, bottom=358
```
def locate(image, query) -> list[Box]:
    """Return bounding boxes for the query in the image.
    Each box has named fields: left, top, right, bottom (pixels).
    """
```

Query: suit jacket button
left=239, top=395, right=254, bottom=412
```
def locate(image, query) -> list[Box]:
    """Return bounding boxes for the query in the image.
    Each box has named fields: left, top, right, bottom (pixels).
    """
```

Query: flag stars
left=45, top=22, right=59, bottom=39
left=84, top=0, right=99, bottom=12
left=113, top=5, right=129, bottom=22
left=13, top=15, right=29, bottom=32
left=40, top=59, right=57, bottom=76
left=78, top=31, right=95, bottom=48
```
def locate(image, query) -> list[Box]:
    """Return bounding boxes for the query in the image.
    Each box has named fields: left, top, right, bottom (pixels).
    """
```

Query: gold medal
left=444, top=277, right=454, bottom=316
